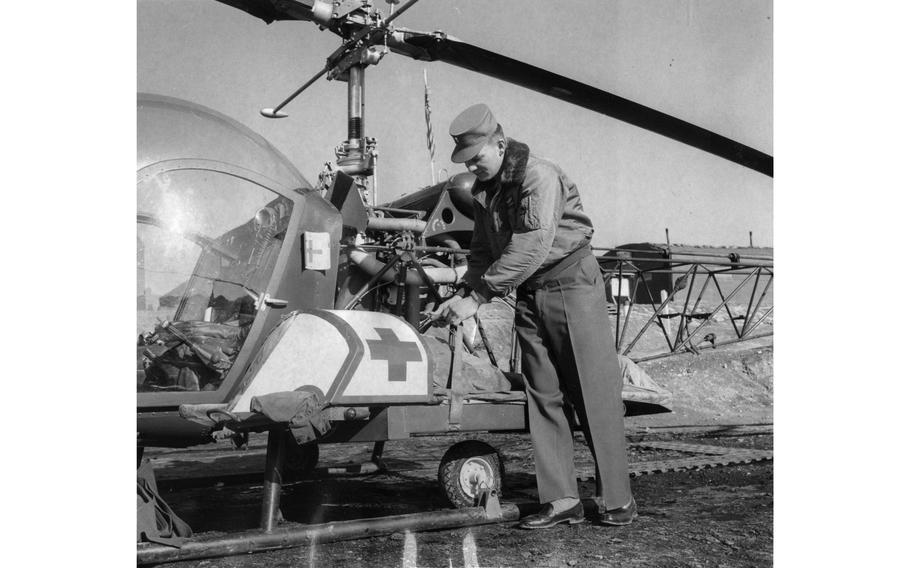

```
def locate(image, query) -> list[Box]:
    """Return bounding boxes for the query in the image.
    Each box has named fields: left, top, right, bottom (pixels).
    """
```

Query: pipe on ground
left=137, top=499, right=574, bottom=564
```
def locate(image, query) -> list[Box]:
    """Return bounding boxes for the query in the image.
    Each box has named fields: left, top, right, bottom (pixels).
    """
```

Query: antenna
left=423, top=68, right=438, bottom=185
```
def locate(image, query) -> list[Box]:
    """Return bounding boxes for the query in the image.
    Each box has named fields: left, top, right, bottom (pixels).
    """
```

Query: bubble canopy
left=137, top=93, right=310, bottom=191
left=137, top=94, right=306, bottom=394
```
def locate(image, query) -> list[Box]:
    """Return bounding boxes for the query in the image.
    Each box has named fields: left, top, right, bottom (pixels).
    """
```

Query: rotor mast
left=347, top=65, right=365, bottom=155
left=258, top=1, right=433, bottom=203
left=316, top=1, right=394, bottom=204
left=335, top=59, right=376, bottom=174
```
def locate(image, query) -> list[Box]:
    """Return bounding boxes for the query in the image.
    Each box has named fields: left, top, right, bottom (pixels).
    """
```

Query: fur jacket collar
left=474, top=138, right=530, bottom=195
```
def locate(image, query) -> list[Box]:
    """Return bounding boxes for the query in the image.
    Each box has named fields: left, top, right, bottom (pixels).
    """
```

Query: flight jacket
left=464, top=138, right=594, bottom=301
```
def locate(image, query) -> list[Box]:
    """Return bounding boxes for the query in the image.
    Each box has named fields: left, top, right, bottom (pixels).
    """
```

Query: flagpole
left=423, top=69, right=438, bottom=185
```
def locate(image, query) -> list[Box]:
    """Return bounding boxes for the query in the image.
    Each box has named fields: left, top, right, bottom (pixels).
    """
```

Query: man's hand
left=429, top=295, right=481, bottom=327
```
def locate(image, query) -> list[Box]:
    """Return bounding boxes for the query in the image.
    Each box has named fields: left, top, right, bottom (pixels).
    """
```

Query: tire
left=283, top=438, right=320, bottom=479
left=438, top=440, right=504, bottom=508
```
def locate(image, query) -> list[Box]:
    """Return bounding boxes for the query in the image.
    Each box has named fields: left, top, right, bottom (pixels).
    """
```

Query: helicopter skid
left=136, top=485, right=529, bottom=565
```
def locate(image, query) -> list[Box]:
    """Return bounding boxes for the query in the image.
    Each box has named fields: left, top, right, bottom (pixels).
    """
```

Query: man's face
left=464, top=138, right=505, bottom=182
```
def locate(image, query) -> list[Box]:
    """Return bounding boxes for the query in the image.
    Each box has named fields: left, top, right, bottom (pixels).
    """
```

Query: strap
left=447, top=325, right=467, bottom=429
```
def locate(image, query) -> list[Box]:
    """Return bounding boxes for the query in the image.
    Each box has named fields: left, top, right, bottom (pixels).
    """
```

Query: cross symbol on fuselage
left=366, top=327, right=422, bottom=382
left=305, top=238, right=320, bottom=265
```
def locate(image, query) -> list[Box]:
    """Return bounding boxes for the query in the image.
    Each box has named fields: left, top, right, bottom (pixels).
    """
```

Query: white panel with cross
left=330, top=310, right=430, bottom=399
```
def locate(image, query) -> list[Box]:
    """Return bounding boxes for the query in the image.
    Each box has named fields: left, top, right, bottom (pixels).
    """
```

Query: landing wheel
left=438, top=440, right=504, bottom=508
left=283, top=437, right=320, bottom=479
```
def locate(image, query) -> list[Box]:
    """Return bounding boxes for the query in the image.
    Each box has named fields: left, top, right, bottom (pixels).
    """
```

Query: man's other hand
left=429, top=295, right=481, bottom=327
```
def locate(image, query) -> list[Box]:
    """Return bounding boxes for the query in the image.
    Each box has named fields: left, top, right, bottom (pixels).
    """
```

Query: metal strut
left=260, top=428, right=288, bottom=531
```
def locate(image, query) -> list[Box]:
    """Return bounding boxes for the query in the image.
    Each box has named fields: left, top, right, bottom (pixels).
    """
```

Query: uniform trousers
left=514, top=253, right=632, bottom=510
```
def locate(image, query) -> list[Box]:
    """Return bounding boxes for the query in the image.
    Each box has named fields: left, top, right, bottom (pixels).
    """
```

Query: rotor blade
left=214, top=0, right=316, bottom=24
left=213, top=0, right=421, bottom=27
left=387, top=30, right=773, bottom=177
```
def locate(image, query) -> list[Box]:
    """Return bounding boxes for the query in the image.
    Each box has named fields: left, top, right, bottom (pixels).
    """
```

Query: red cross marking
left=366, top=327, right=422, bottom=382
left=305, top=238, right=321, bottom=264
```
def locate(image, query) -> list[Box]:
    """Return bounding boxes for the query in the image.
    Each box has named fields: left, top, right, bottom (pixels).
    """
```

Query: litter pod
left=230, top=310, right=436, bottom=412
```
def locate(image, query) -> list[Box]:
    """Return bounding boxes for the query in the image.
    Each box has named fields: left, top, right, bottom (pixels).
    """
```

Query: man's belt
left=520, top=244, right=593, bottom=292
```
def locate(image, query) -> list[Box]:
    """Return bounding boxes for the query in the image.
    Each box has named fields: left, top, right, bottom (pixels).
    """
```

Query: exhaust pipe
left=348, top=247, right=466, bottom=285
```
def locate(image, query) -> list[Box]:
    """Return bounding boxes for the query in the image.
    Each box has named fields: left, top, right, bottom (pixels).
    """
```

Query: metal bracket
left=370, top=441, right=386, bottom=471
left=473, top=485, right=503, bottom=520
left=312, top=0, right=372, bottom=25
left=328, top=44, right=387, bottom=81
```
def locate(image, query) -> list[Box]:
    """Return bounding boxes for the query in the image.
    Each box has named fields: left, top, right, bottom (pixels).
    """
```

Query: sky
left=137, top=0, right=773, bottom=247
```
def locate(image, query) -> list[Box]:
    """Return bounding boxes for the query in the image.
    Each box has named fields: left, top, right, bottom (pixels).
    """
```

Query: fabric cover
left=422, top=328, right=512, bottom=394
left=250, top=386, right=331, bottom=444
left=141, top=321, right=248, bottom=391
left=137, top=459, right=192, bottom=547
left=618, top=355, right=673, bottom=408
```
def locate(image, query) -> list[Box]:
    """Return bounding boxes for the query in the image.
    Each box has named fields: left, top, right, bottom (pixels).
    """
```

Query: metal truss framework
left=594, top=249, right=773, bottom=363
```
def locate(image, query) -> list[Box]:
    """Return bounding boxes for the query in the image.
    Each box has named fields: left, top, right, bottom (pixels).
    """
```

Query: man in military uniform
left=432, top=103, right=636, bottom=528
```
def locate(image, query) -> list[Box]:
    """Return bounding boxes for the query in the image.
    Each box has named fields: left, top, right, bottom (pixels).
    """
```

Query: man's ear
left=496, top=137, right=506, bottom=156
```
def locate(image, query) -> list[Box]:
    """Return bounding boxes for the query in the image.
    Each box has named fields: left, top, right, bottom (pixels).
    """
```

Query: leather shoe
left=599, top=497, right=637, bottom=526
left=518, top=502, right=585, bottom=529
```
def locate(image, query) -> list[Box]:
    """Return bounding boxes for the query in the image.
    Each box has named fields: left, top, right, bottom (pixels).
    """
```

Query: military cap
left=449, top=103, right=498, bottom=163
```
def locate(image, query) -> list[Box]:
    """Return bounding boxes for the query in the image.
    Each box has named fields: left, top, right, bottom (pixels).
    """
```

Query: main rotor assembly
left=222, top=0, right=773, bottom=194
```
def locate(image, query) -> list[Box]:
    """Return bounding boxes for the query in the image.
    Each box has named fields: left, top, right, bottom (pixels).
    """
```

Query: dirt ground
left=151, top=431, right=771, bottom=568
left=145, top=340, right=773, bottom=568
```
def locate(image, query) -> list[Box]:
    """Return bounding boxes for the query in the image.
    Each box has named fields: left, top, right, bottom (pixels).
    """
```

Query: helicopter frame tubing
left=594, top=248, right=774, bottom=363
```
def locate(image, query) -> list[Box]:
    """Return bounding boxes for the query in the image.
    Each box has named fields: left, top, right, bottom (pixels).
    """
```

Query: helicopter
left=136, top=0, right=772, bottom=528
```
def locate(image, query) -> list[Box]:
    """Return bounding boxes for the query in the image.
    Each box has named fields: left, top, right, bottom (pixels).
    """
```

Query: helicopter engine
left=329, top=170, right=477, bottom=327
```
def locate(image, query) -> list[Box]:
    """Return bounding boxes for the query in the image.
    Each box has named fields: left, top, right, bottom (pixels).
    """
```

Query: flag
left=423, top=69, right=437, bottom=183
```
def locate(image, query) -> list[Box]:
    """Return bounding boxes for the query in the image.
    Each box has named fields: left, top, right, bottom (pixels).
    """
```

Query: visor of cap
left=451, top=134, right=490, bottom=163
